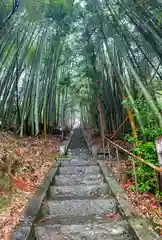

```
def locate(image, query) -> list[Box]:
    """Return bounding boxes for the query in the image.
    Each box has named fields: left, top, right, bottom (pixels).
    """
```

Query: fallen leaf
left=14, top=148, right=25, bottom=156
left=12, top=177, right=34, bottom=192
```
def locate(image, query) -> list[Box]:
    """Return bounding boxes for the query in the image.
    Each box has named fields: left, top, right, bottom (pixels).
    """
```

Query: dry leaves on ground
left=0, top=132, right=61, bottom=240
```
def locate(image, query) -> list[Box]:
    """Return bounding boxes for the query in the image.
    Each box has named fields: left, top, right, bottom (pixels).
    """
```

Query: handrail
left=104, top=136, right=162, bottom=173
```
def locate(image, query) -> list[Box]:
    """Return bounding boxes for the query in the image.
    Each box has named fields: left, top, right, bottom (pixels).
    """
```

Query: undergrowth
left=125, top=135, right=160, bottom=194
left=123, top=129, right=162, bottom=235
left=123, top=98, right=162, bottom=195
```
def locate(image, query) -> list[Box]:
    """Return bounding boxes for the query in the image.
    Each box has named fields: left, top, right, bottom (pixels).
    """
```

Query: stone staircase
left=34, top=150, right=133, bottom=239
left=12, top=128, right=158, bottom=240
left=67, top=128, right=89, bottom=150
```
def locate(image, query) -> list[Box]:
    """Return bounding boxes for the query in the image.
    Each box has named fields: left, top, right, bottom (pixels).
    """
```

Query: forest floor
left=0, top=132, right=61, bottom=240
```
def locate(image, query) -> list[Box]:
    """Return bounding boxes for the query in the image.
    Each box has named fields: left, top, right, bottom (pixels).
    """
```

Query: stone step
left=36, top=212, right=122, bottom=225
left=68, top=148, right=89, bottom=155
left=42, top=199, right=117, bottom=218
left=68, top=144, right=88, bottom=150
left=60, top=159, right=97, bottom=167
left=59, top=165, right=100, bottom=175
left=49, top=183, right=109, bottom=199
left=35, top=220, right=131, bottom=240
left=67, top=155, right=89, bottom=161
left=54, top=174, right=103, bottom=186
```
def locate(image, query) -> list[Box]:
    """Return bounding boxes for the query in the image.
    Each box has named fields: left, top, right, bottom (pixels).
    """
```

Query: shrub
left=126, top=137, right=159, bottom=193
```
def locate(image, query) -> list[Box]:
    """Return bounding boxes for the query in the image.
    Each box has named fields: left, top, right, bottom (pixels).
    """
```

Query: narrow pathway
left=35, top=128, right=133, bottom=239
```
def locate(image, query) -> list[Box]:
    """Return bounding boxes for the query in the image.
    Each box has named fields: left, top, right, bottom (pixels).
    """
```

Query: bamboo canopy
left=0, top=0, right=162, bottom=139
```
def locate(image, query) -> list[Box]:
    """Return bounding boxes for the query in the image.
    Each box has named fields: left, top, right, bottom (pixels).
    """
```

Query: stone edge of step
left=59, top=165, right=100, bottom=175
left=35, top=213, right=123, bottom=226
left=50, top=182, right=109, bottom=190
left=11, top=161, right=60, bottom=240
left=34, top=219, right=130, bottom=239
left=59, top=165, right=100, bottom=169
left=49, top=182, right=109, bottom=198
left=42, top=197, right=117, bottom=217
left=60, top=160, right=97, bottom=167
left=98, top=160, right=159, bottom=240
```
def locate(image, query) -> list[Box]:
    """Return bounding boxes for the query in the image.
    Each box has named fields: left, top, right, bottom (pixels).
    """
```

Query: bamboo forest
left=0, top=0, right=162, bottom=239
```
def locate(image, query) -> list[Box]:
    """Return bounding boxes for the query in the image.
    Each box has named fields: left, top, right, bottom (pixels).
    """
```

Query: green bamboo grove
left=0, top=0, right=162, bottom=138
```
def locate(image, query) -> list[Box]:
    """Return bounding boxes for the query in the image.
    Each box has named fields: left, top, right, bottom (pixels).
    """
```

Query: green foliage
left=142, top=128, right=162, bottom=140
left=125, top=97, right=162, bottom=141
left=124, top=94, right=161, bottom=193
left=127, top=136, right=159, bottom=193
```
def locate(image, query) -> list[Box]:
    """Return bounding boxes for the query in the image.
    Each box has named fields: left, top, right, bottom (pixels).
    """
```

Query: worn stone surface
left=68, top=150, right=90, bottom=160
left=35, top=220, right=132, bottom=240
left=54, top=174, right=103, bottom=186
left=59, top=165, right=100, bottom=175
left=11, top=226, right=34, bottom=240
left=49, top=183, right=109, bottom=199
left=60, top=158, right=97, bottom=167
left=59, top=139, right=70, bottom=155
left=36, top=213, right=122, bottom=225
left=128, top=217, right=159, bottom=240
left=42, top=199, right=117, bottom=217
